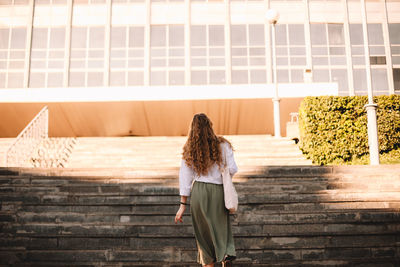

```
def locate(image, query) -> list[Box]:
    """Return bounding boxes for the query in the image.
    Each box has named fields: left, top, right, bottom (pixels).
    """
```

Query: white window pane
left=8, top=73, right=24, bottom=88
left=275, top=25, right=287, bottom=45
left=277, top=69, right=289, bottom=83
left=47, top=72, right=63, bottom=87
left=210, top=70, right=225, bottom=84
left=87, top=72, right=103, bottom=86
left=111, top=27, right=126, bottom=48
left=151, top=26, right=166, bottom=47
left=191, top=70, right=207, bottom=85
left=289, top=24, right=304, bottom=45
left=290, top=69, right=303, bottom=83
left=249, top=24, right=264, bottom=46
left=169, top=71, right=184, bottom=85
left=328, top=24, right=344, bottom=45
left=311, top=24, right=326, bottom=45
left=368, top=24, right=383, bottom=45
left=29, top=72, right=45, bottom=88
left=50, top=28, right=65, bottom=48
left=0, top=29, right=9, bottom=49
left=191, top=26, right=206, bottom=46
left=372, top=68, right=388, bottom=92
left=151, top=71, right=166, bottom=85
left=32, top=28, right=48, bottom=49
left=129, top=27, right=144, bottom=48
left=69, top=72, right=85, bottom=87
left=71, top=27, right=87, bottom=48
left=232, top=70, right=248, bottom=84
left=209, top=25, right=224, bottom=46
left=313, top=69, right=329, bottom=82
left=250, top=69, right=266, bottom=84
left=110, top=71, right=125, bottom=86
left=231, top=25, right=246, bottom=46
left=10, top=28, right=26, bottom=49
left=128, top=71, right=144, bottom=86
left=89, top=27, right=105, bottom=48
left=169, top=25, right=184, bottom=47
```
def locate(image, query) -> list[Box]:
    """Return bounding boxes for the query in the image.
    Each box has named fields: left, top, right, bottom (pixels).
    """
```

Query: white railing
left=5, top=106, right=76, bottom=168
left=5, top=106, right=49, bottom=167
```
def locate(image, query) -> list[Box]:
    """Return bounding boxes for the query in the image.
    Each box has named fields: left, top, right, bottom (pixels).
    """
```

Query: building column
left=304, top=0, right=313, bottom=79
left=144, top=0, right=151, bottom=86
left=383, top=0, right=395, bottom=94
left=23, top=0, right=35, bottom=88
left=265, top=0, right=272, bottom=83
left=104, top=0, right=112, bottom=87
left=225, top=0, right=232, bottom=85
left=185, top=0, right=191, bottom=85
left=63, top=0, right=73, bottom=87
left=343, top=0, right=355, bottom=96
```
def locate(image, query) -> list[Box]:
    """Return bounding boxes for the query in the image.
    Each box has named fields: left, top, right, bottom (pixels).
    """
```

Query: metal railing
left=5, top=106, right=76, bottom=168
left=30, top=138, right=77, bottom=168
left=5, top=106, right=49, bottom=167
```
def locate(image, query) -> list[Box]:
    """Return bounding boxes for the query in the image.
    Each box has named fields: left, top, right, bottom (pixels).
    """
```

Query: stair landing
left=66, top=135, right=312, bottom=169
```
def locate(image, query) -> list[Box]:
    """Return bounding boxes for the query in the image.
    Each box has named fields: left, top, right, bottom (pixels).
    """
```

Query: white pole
left=360, top=0, right=380, bottom=165
left=271, top=23, right=281, bottom=138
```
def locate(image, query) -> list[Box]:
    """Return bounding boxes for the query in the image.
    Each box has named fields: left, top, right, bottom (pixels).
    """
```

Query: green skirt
left=190, top=181, right=236, bottom=265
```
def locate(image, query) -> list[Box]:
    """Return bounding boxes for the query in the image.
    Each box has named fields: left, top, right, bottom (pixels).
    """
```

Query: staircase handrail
left=5, top=106, right=49, bottom=167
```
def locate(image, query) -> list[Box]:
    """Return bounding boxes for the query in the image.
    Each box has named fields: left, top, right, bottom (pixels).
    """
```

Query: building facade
left=0, top=0, right=399, bottom=137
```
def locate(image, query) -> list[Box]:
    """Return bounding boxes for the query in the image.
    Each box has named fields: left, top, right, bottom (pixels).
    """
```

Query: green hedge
left=298, top=95, right=400, bottom=165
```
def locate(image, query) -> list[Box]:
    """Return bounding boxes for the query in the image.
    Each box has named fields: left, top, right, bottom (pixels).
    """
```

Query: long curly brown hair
left=182, top=113, right=232, bottom=176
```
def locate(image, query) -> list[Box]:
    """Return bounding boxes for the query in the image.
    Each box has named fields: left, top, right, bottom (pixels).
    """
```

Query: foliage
left=298, top=95, right=400, bottom=165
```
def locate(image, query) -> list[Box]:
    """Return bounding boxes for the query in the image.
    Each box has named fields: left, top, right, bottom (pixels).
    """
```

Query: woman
left=174, top=113, right=237, bottom=267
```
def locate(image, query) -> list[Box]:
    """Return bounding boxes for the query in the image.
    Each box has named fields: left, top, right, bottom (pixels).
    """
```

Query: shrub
left=298, top=95, right=400, bottom=165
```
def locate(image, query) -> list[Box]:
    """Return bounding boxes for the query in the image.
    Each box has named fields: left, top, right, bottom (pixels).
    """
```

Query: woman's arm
left=175, top=196, right=188, bottom=224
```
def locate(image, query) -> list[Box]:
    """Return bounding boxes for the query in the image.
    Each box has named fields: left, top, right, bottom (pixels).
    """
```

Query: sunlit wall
left=0, top=0, right=399, bottom=96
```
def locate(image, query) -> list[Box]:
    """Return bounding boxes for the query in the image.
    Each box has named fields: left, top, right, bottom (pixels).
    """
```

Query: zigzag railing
left=5, top=106, right=49, bottom=167
left=5, top=106, right=76, bottom=168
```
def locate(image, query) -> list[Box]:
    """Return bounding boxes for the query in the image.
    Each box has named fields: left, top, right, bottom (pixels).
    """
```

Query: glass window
left=394, top=68, right=400, bottom=92
left=349, top=24, right=363, bottom=45
left=70, top=26, right=105, bottom=87
left=371, top=68, right=388, bottom=92
left=231, top=25, right=246, bottom=46
left=353, top=68, right=367, bottom=94
left=232, top=70, right=248, bottom=84
left=389, top=24, right=400, bottom=44
left=191, top=25, right=224, bottom=85
left=311, top=24, right=327, bottom=45
left=288, top=24, right=304, bottom=45
left=275, top=24, right=287, bottom=45
left=328, top=24, right=344, bottom=45
left=368, top=24, right=383, bottom=45
left=209, top=25, right=224, bottom=46
left=10, top=28, right=26, bottom=49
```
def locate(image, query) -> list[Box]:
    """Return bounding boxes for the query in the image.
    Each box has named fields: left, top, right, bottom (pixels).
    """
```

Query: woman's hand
left=175, top=205, right=186, bottom=224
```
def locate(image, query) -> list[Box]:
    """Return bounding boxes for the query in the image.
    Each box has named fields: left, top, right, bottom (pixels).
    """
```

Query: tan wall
left=0, top=98, right=303, bottom=137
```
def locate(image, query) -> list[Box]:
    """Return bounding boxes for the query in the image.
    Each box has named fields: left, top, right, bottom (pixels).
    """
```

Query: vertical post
left=104, top=0, right=112, bottom=87
left=225, top=0, right=232, bottom=85
left=64, top=0, right=73, bottom=87
left=144, top=0, right=151, bottom=86
left=24, top=0, right=35, bottom=88
left=271, top=23, right=281, bottom=138
left=382, top=0, right=394, bottom=94
left=360, top=0, right=379, bottom=165
left=265, top=0, right=272, bottom=83
left=343, top=0, right=355, bottom=96
left=184, top=0, right=191, bottom=85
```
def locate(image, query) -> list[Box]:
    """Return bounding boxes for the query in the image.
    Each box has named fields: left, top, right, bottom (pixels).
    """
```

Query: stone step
left=6, top=209, right=398, bottom=225
left=1, top=234, right=398, bottom=251
left=0, top=248, right=399, bottom=266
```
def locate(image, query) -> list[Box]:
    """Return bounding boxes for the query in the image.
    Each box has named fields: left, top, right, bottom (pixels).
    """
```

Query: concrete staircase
left=66, top=135, right=312, bottom=168
left=1, top=165, right=400, bottom=266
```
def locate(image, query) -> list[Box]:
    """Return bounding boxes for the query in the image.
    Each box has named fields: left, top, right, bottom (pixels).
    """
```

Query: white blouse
left=179, top=142, right=238, bottom=196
